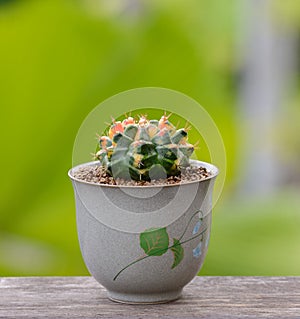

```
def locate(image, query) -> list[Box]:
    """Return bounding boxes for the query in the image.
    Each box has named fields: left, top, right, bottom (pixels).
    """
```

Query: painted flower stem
left=113, top=227, right=207, bottom=281
left=178, top=210, right=203, bottom=241
left=113, top=255, right=148, bottom=281
left=178, top=228, right=207, bottom=246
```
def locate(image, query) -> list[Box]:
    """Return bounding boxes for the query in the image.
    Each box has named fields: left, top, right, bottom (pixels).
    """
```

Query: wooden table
left=0, top=277, right=299, bottom=318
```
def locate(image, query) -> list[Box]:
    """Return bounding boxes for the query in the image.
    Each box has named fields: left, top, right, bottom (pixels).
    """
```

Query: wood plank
left=0, top=277, right=299, bottom=318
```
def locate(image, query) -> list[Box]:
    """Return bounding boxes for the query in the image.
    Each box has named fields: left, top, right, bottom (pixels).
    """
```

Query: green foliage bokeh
left=0, top=0, right=299, bottom=276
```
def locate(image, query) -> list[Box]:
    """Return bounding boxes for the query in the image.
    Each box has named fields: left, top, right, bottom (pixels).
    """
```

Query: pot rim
left=68, top=159, right=219, bottom=189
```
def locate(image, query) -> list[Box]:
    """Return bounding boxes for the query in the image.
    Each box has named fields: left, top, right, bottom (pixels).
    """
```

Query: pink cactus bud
left=158, top=114, right=175, bottom=134
left=108, top=121, right=124, bottom=139
left=122, top=116, right=135, bottom=127
left=158, top=115, right=168, bottom=130
left=99, top=136, right=112, bottom=149
left=138, top=116, right=148, bottom=127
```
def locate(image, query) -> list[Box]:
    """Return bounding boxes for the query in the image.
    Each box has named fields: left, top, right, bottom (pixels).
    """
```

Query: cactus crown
left=95, top=114, right=195, bottom=181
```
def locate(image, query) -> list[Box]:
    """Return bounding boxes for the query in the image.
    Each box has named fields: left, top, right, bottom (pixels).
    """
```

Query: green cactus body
left=96, top=115, right=195, bottom=181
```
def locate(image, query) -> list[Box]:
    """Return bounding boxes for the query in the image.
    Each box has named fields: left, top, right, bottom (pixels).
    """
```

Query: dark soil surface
left=72, top=164, right=212, bottom=186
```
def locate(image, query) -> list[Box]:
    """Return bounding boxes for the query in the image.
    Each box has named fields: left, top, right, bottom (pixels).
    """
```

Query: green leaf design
left=140, top=227, right=169, bottom=256
left=170, top=238, right=184, bottom=269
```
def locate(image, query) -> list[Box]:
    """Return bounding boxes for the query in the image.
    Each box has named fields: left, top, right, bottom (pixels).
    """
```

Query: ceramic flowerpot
left=68, top=159, right=218, bottom=304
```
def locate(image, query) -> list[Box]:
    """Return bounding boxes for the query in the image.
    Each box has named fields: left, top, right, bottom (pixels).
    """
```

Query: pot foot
left=107, top=289, right=182, bottom=304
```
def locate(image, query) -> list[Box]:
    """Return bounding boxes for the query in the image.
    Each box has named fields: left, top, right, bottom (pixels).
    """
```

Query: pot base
left=107, top=289, right=182, bottom=304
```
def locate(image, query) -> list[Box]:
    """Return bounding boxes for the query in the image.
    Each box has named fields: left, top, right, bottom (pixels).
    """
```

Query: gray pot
left=68, top=160, right=218, bottom=304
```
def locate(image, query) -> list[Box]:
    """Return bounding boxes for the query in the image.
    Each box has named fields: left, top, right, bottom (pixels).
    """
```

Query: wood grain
left=0, top=276, right=299, bottom=318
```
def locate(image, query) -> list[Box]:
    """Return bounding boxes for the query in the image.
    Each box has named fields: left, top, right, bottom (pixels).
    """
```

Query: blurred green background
left=0, top=0, right=299, bottom=276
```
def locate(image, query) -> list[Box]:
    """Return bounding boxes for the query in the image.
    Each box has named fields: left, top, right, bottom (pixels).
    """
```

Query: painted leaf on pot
left=140, top=227, right=169, bottom=256
left=170, top=238, right=184, bottom=269
left=114, top=210, right=208, bottom=280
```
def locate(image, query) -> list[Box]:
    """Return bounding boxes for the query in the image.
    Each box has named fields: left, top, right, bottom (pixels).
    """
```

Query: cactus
left=95, top=114, right=195, bottom=181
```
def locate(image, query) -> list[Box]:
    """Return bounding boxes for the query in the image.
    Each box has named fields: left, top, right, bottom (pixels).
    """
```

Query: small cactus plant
left=95, top=114, right=195, bottom=181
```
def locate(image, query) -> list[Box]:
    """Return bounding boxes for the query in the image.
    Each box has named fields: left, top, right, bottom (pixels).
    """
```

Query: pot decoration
left=69, top=113, right=218, bottom=304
